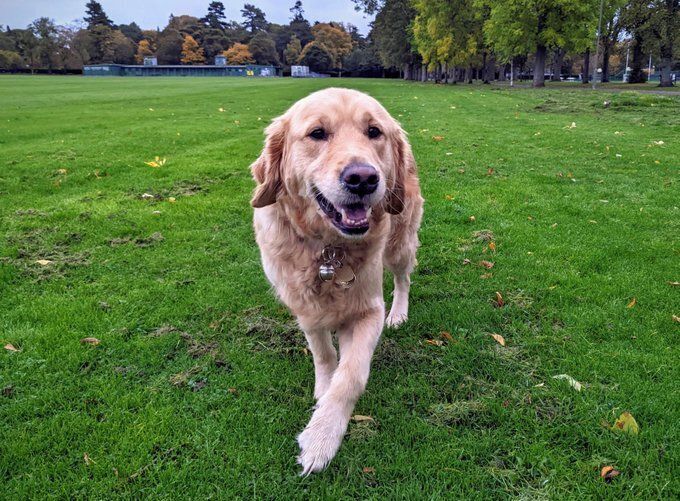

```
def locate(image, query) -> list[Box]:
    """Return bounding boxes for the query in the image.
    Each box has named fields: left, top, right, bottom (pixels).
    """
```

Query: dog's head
left=250, top=88, right=413, bottom=238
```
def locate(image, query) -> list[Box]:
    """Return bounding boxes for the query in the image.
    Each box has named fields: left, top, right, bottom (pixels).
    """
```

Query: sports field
left=1, top=75, right=678, bottom=498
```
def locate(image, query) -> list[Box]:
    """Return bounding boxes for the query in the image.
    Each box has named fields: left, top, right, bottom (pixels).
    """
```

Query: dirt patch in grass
left=108, top=232, right=164, bottom=248
left=133, top=178, right=217, bottom=203
left=237, top=306, right=302, bottom=355
left=427, top=400, right=488, bottom=427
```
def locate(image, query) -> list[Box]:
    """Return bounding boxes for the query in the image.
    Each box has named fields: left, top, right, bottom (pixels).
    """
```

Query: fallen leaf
left=440, top=331, right=453, bottom=342
left=627, top=298, right=637, bottom=309
left=552, top=374, right=582, bottom=391
left=4, top=343, right=20, bottom=352
left=168, top=197, right=176, bottom=203
left=469, top=215, right=476, bottom=222
left=534, top=382, right=545, bottom=387
left=228, top=387, right=237, bottom=394
left=352, top=415, right=374, bottom=423
left=145, top=156, right=166, bottom=168
left=600, top=466, right=620, bottom=482
left=432, top=135, right=444, bottom=141
left=490, top=333, right=505, bottom=346
left=480, top=273, right=493, bottom=279
left=462, top=258, right=471, bottom=265
left=56, top=168, right=68, bottom=175
left=141, top=193, right=155, bottom=199
left=35, top=259, right=52, bottom=266
left=479, top=260, right=494, bottom=269
left=80, top=337, right=101, bottom=346
left=425, top=339, right=444, bottom=347
left=486, top=168, right=494, bottom=176
left=494, top=291, right=504, bottom=307
left=457, top=168, right=465, bottom=173
left=83, top=452, right=95, bottom=466
left=669, top=281, right=680, bottom=287
left=612, top=411, right=639, bottom=435
left=672, top=315, right=680, bottom=323
left=551, top=223, right=558, bottom=228
left=488, top=242, right=496, bottom=252
left=218, top=107, right=225, bottom=112
left=362, top=467, right=375, bottom=474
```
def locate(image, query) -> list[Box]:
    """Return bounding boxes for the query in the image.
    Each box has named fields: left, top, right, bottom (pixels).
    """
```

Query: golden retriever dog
left=250, top=88, right=423, bottom=474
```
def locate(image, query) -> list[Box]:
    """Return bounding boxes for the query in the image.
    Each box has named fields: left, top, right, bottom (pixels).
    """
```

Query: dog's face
left=251, top=88, right=409, bottom=238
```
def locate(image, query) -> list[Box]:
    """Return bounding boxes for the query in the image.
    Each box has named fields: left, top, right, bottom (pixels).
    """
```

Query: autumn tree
left=135, top=39, right=154, bottom=63
left=284, top=34, right=302, bottom=65
left=481, top=0, right=599, bottom=87
left=223, top=42, right=254, bottom=64
left=181, top=34, right=205, bottom=64
left=310, top=23, right=353, bottom=68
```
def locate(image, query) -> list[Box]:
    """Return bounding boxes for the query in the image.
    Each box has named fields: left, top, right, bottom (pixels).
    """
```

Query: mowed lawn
left=0, top=75, right=678, bottom=498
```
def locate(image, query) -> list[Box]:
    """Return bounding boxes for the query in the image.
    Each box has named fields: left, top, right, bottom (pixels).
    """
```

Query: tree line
left=358, top=0, right=678, bottom=87
left=0, top=1, right=385, bottom=76
left=0, top=0, right=677, bottom=86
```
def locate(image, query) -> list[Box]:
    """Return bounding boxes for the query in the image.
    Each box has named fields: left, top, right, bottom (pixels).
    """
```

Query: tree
left=84, top=1, right=114, bottom=29
left=119, top=22, right=143, bottom=43
left=241, top=4, right=268, bottom=35
left=135, top=39, right=154, bottom=63
left=481, top=0, right=598, bottom=87
left=289, top=2, right=313, bottom=46
left=290, top=1, right=305, bottom=21
left=248, top=31, right=279, bottom=65
left=0, top=50, right=23, bottom=70
left=310, top=23, right=353, bottom=68
left=622, top=0, right=652, bottom=83
left=156, top=27, right=184, bottom=64
left=181, top=34, right=206, bottom=64
left=223, top=42, right=254, bottom=64
left=30, top=17, right=58, bottom=71
left=597, top=1, right=626, bottom=83
left=366, top=0, right=418, bottom=77
left=299, top=41, right=333, bottom=72
left=201, top=1, right=229, bottom=30
left=646, top=0, right=679, bottom=86
left=109, top=30, right=135, bottom=63
left=284, top=34, right=302, bottom=65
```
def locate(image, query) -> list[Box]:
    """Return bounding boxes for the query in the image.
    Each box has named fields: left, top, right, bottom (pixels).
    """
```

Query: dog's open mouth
left=314, top=187, right=370, bottom=235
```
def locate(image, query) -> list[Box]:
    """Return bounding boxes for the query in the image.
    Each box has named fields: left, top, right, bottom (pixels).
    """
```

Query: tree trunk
left=486, top=53, right=496, bottom=83
left=582, top=47, right=590, bottom=84
left=403, top=63, right=410, bottom=80
left=550, top=48, right=564, bottom=81
left=533, top=44, right=547, bottom=87
left=601, top=42, right=611, bottom=82
left=498, top=63, right=507, bottom=81
left=465, top=65, right=472, bottom=83
left=628, top=32, right=647, bottom=83
left=421, top=65, right=427, bottom=82
left=658, top=0, right=677, bottom=87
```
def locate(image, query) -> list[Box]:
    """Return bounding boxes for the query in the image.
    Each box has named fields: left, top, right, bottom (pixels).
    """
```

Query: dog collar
left=318, top=245, right=356, bottom=289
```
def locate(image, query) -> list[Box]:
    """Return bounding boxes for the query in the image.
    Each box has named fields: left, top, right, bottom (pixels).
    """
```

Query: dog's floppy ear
left=251, top=117, right=287, bottom=208
left=385, top=126, right=412, bottom=215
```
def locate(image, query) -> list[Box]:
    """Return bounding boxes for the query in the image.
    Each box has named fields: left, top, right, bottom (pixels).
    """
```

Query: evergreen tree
left=84, top=1, right=114, bottom=29
left=201, top=1, right=228, bottom=31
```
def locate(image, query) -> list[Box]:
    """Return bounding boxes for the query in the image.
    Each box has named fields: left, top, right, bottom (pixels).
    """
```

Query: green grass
left=1, top=75, right=678, bottom=498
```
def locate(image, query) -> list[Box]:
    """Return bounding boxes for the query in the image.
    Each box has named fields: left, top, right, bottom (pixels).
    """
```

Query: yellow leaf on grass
left=494, top=291, right=504, bottom=307
left=168, top=197, right=176, bottom=203
left=35, top=259, right=52, bottom=266
left=432, top=135, right=444, bottom=141
left=552, top=374, right=582, bottom=391
left=488, top=242, right=496, bottom=252
left=600, top=465, right=620, bottom=482
left=145, top=156, right=166, bottom=168
left=611, top=411, right=639, bottom=435
left=425, top=339, right=444, bottom=346
left=4, top=343, right=20, bottom=352
left=352, top=415, right=374, bottom=423
left=672, top=314, right=680, bottom=323
left=490, top=333, right=505, bottom=346
left=627, top=298, right=637, bottom=308
left=80, top=337, right=101, bottom=346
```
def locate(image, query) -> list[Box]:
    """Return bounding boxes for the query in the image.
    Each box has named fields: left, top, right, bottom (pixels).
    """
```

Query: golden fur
left=251, top=88, right=423, bottom=474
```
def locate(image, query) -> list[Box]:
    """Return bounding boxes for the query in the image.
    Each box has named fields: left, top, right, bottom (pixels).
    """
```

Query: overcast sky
left=0, top=1, right=375, bottom=34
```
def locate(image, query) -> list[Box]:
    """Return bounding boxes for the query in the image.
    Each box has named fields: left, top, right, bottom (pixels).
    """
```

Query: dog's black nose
left=340, top=163, right=379, bottom=196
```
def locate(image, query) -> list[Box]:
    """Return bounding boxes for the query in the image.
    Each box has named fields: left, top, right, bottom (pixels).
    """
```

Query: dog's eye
left=367, top=126, right=382, bottom=139
left=309, top=128, right=327, bottom=141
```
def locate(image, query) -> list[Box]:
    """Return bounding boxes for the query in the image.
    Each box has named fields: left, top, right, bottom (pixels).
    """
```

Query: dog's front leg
left=303, top=330, right=337, bottom=400
left=297, top=306, right=384, bottom=475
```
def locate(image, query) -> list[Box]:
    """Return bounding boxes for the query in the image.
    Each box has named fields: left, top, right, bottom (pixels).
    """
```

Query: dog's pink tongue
left=344, top=204, right=368, bottom=221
